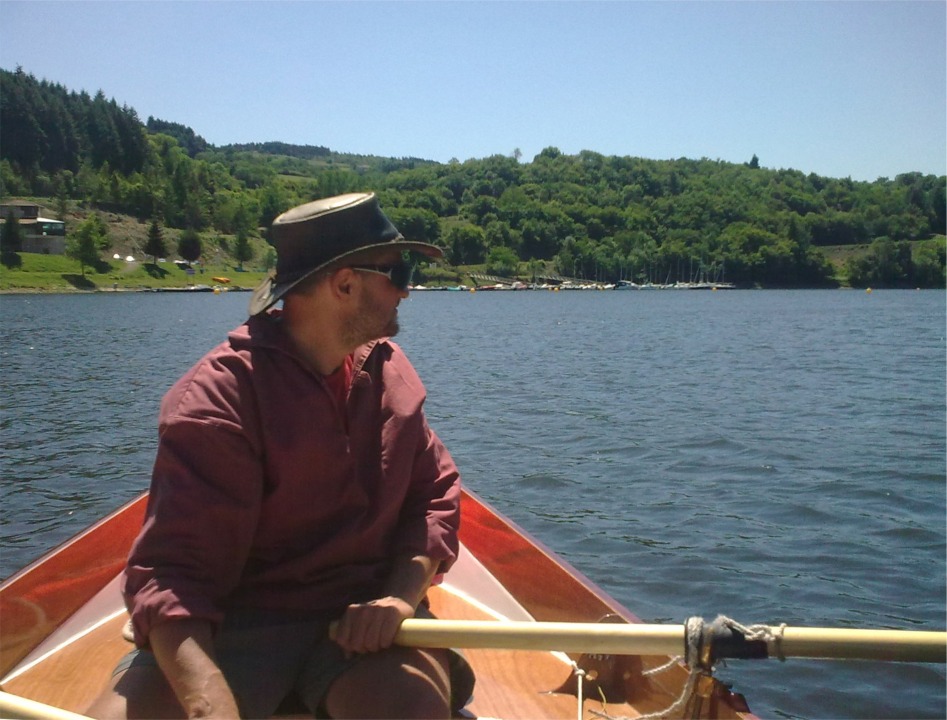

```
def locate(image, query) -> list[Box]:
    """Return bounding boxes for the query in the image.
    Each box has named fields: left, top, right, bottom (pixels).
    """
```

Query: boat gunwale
left=0, top=493, right=148, bottom=678
left=0, top=487, right=756, bottom=719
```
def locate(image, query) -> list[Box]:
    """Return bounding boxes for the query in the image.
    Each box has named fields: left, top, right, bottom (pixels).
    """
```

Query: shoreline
left=0, top=285, right=255, bottom=295
left=2, top=285, right=935, bottom=296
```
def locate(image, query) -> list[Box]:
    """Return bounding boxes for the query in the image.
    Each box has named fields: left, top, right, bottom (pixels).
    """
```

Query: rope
left=715, top=615, right=788, bottom=662
left=587, top=615, right=788, bottom=720
left=642, top=655, right=683, bottom=676
left=590, top=617, right=708, bottom=720
left=570, top=661, right=586, bottom=720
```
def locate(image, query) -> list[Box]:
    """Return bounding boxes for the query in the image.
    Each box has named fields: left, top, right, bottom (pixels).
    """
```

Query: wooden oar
left=393, top=618, right=947, bottom=664
left=0, top=691, right=93, bottom=720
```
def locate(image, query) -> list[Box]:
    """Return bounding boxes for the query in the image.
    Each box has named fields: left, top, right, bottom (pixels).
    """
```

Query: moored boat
left=0, top=489, right=755, bottom=719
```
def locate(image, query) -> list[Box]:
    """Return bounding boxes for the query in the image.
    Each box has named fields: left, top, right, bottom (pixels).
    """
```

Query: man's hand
left=332, top=553, right=441, bottom=657
left=332, top=595, right=415, bottom=655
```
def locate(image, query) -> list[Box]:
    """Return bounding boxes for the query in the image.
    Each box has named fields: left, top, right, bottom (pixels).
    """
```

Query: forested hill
left=2, top=66, right=944, bottom=288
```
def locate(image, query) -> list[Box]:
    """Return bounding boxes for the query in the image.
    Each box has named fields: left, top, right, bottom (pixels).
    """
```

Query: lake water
left=1, top=288, right=944, bottom=720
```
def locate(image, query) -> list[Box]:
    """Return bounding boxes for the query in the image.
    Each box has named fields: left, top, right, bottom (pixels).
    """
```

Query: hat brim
left=248, top=240, right=442, bottom=316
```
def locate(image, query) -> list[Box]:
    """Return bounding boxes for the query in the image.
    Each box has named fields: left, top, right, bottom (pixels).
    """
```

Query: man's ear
left=330, top=267, right=357, bottom=298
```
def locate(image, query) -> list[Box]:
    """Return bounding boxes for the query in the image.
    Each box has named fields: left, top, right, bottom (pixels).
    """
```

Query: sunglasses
left=350, top=261, right=415, bottom=291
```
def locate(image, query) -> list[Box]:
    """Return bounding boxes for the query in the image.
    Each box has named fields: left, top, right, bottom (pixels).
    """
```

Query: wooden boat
left=0, top=488, right=755, bottom=720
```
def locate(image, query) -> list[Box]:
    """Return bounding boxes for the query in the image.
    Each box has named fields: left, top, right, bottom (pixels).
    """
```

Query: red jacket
left=123, top=313, right=461, bottom=646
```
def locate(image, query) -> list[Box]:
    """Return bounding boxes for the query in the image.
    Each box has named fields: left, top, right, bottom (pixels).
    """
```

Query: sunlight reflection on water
left=1, top=289, right=944, bottom=719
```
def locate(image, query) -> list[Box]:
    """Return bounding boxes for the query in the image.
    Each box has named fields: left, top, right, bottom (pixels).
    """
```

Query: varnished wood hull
left=0, top=490, right=755, bottom=719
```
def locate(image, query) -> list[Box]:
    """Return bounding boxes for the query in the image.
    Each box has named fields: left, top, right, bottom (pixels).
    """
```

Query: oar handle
left=394, top=618, right=947, bottom=664
left=0, top=691, right=94, bottom=720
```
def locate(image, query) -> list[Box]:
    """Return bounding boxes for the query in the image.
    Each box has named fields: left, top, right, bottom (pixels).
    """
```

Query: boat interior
left=0, top=492, right=752, bottom=719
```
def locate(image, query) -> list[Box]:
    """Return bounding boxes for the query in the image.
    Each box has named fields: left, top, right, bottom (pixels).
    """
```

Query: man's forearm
left=383, top=553, right=440, bottom=608
left=149, top=619, right=240, bottom=719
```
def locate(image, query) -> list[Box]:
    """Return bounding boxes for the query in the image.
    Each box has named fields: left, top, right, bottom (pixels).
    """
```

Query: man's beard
left=343, top=287, right=400, bottom=347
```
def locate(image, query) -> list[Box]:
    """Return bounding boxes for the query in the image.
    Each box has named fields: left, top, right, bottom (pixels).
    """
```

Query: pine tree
left=232, top=229, right=253, bottom=271
left=1, top=213, right=23, bottom=253
left=144, top=219, right=167, bottom=266
left=177, top=228, right=202, bottom=266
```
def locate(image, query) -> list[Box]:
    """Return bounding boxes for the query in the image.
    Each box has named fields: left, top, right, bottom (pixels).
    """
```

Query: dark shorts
left=115, top=604, right=472, bottom=719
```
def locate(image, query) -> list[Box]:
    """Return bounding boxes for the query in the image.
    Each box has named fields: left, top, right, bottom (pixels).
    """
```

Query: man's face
left=344, top=251, right=409, bottom=345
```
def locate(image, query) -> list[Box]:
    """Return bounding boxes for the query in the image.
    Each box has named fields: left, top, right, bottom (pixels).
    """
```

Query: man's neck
left=295, top=334, right=349, bottom=377
left=282, top=308, right=350, bottom=376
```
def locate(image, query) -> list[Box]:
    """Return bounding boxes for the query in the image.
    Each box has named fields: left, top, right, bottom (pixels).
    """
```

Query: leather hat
left=249, top=192, right=442, bottom=315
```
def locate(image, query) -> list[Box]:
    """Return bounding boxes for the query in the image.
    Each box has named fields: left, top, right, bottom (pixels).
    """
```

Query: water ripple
left=2, top=290, right=944, bottom=719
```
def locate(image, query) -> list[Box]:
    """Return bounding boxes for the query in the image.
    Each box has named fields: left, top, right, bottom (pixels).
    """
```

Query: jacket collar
left=232, top=311, right=385, bottom=377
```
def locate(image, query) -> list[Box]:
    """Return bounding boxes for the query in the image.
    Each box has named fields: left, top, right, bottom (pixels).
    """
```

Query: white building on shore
left=1, top=200, right=66, bottom=254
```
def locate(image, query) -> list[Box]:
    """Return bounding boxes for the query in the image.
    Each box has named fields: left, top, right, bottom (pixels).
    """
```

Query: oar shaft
left=395, top=619, right=947, bottom=663
left=780, top=627, right=946, bottom=663
left=397, top=619, right=683, bottom=656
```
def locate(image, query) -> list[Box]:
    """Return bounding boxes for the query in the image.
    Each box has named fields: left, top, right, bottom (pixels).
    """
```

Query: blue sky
left=2, top=1, right=944, bottom=182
